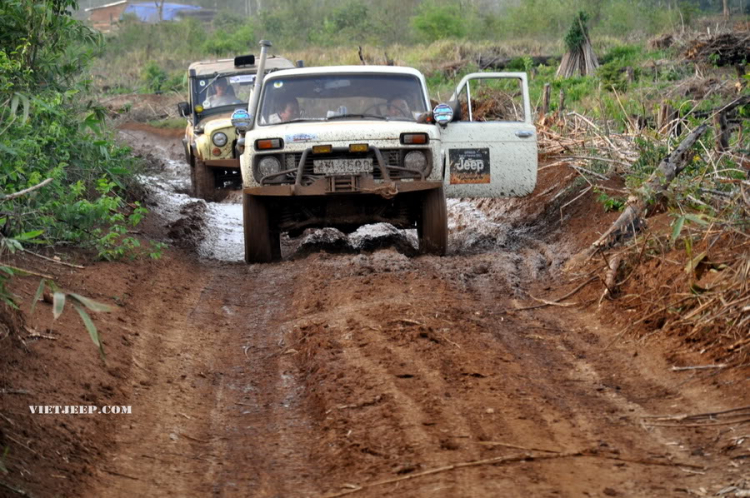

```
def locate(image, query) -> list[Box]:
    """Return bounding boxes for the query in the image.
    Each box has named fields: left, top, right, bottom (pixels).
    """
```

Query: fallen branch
left=643, top=404, right=750, bottom=421
left=600, top=254, right=623, bottom=302
left=671, top=364, right=728, bottom=371
left=589, top=123, right=710, bottom=252
left=644, top=419, right=750, bottom=428
left=23, top=250, right=85, bottom=269
left=323, top=448, right=702, bottom=497
left=0, top=263, right=54, bottom=280
left=476, top=441, right=562, bottom=453
left=513, top=276, right=597, bottom=311
left=0, top=481, right=31, bottom=496
left=0, top=178, right=54, bottom=201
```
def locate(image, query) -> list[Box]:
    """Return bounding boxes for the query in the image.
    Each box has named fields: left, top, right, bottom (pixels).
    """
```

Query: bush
left=1, top=0, right=155, bottom=260
left=411, top=1, right=466, bottom=42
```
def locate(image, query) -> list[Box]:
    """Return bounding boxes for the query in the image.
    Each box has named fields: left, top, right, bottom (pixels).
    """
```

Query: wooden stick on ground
left=513, top=276, right=598, bottom=311
left=0, top=178, right=53, bottom=201
left=323, top=449, right=703, bottom=498
left=0, top=263, right=54, bottom=280
left=23, top=250, right=85, bottom=269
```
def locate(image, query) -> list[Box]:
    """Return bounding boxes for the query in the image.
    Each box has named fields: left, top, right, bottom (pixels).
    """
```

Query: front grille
left=328, top=176, right=360, bottom=192
left=284, top=148, right=424, bottom=185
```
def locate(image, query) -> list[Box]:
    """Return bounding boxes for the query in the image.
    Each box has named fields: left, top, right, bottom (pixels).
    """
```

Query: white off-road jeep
left=234, top=42, right=538, bottom=263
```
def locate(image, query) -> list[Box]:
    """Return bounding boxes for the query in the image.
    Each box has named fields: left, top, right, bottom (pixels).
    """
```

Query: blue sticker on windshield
left=285, top=133, right=317, bottom=143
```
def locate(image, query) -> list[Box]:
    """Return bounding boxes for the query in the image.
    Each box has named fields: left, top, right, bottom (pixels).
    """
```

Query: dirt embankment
left=1, top=125, right=748, bottom=498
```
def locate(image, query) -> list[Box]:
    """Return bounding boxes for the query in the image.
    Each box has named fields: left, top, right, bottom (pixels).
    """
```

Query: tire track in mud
left=281, top=253, right=713, bottom=497
left=85, top=259, right=320, bottom=498
left=95, top=126, right=741, bottom=497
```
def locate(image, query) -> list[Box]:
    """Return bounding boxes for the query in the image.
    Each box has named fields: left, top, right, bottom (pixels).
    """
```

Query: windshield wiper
left=285, top=117, right=324, bottom=123
left=326, top=113, right=387, bottom=121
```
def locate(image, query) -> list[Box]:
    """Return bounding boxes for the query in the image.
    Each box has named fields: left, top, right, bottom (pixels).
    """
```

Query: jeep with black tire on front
left=177, top=53, right=295, bottom=201
left=234, top=42, right=538, bottom=263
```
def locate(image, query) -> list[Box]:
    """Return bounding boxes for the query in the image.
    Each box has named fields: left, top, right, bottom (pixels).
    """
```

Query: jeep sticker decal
left=229, top=75, right=255, bottom=84
left=285, top=133, right=318, bottom=143
left=449, top=148, right=490, bottom=184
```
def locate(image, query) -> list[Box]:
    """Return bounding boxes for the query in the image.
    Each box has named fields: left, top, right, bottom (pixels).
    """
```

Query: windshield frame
left=256, top=71, right=430, bottom=127
left=190, top=70, right=256, bottom=124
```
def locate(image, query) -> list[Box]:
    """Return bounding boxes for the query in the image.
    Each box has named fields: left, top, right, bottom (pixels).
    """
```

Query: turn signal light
left=312, top=144, right=333, bottom=154
left=400, top=133, right=429, bottom=145
left=349, top=143, right=369, bottom=153
left=212, top=147, right=222, bottom=156
left=255, top=138, right=283, bottom=150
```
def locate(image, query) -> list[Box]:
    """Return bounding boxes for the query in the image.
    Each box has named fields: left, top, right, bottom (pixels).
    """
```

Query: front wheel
left=193, top=158, right=216, bottom=201
left=418, top=187, right=447, bottom=255
left=243, top=194, right=280, bottom=264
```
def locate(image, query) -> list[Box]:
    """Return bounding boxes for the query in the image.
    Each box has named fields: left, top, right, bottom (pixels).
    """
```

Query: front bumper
left=245, top=144, right=438, bottom=196
left=243, top=178, right=442, bottom=197
left=205, top=159, right=240, bottom=169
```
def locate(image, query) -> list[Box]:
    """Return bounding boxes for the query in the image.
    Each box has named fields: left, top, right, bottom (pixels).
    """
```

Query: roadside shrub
left=1, top=0, right=156, bottom=260
left=311, top=0, right=373, bottom=46
left=411, top=1, right=466, bottom=42
left=202, top=24, right=256, bottom=56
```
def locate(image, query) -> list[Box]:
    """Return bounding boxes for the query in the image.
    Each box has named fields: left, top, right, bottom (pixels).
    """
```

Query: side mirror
left=177, top=102, right=191, bottom=117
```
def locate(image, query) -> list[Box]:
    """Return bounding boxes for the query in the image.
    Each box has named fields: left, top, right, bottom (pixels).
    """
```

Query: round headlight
left=212, top=132, right=228, bottom=147
left=255, top=156, right=281, bottom=181
left=404, top=150, right=429, bottom=175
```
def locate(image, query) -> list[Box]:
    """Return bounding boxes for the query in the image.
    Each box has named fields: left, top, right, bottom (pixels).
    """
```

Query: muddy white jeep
left=177, top=54, right=295, bottom=200
left=234, top=43, right=538, bottom=263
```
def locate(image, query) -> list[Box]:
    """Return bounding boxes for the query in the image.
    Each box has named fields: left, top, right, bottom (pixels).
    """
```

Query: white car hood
left=251, top=120, right=438, bottom=147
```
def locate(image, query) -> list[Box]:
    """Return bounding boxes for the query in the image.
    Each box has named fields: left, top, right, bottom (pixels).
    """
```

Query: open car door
left=440, top=72, right=537, bottom=198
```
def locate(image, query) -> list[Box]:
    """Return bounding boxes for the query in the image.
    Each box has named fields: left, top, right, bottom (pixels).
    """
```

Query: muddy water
left=139, top=152, right=542, bottom=264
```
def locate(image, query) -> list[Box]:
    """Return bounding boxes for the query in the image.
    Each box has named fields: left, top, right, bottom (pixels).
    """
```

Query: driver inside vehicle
left=386, top=97, right=411, bottom=118
left=269, top=97, right=300, bottom=123
left=206, top=78, right=241, bottom=107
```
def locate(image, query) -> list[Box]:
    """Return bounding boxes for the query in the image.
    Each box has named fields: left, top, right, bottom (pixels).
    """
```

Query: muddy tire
left=243, top=194, right=280, bottom=264
left=193, top=158, right=216, bottom=202
left=418, top=186, right=448, bottom=255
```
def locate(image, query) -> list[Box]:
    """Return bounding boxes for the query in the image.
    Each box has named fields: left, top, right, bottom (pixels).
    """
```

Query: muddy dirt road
left=20, top=126, right=743, bottom=497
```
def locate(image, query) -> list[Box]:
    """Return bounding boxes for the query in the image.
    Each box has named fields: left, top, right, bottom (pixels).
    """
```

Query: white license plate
left=313, top=158, right=374, bottom=175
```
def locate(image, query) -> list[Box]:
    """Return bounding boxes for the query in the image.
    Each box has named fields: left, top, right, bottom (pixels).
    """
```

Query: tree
left=154, top=0, right=165, bottom=21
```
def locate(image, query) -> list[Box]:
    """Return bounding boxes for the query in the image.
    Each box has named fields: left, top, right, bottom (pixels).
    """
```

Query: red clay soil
left=1, top=132, right=748, bottom=498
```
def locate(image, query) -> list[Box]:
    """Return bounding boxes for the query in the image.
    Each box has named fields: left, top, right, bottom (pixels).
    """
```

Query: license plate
left=313, top=158, right=373, bottom=176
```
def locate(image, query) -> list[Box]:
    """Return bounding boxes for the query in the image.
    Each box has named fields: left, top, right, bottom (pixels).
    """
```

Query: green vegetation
left=411, top=1, right=466, bottom=42
left=1, top=1, right=158, bottom=313
left=89, top=0, right=747, bottom=94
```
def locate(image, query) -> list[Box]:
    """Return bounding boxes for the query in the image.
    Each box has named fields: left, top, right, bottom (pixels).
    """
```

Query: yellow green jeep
left=177, top=54, right=295, bottom=201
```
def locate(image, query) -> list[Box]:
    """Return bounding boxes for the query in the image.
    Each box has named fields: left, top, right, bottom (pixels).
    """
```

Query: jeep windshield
left=258, top=73, right=428, bottom=126
left=193, top=73, right=254, bottom=119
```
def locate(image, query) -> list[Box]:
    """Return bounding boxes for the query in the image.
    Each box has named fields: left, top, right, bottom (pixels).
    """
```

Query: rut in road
left=87, top=248, right=730, bottom=498
left=89, top=259, right=320, bottom=497
left=86, top=127, right=743, bottom=497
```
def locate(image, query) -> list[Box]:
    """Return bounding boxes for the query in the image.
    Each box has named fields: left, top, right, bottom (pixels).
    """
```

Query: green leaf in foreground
left=72, top=302, right=106, bottom=362
left=671, top=215, right=686, bottom=244
left=69, top=293, right=114, bottom=313
left=53, top=292, right=66, bottom=320
left=30, top=278, right=46, bottom=314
